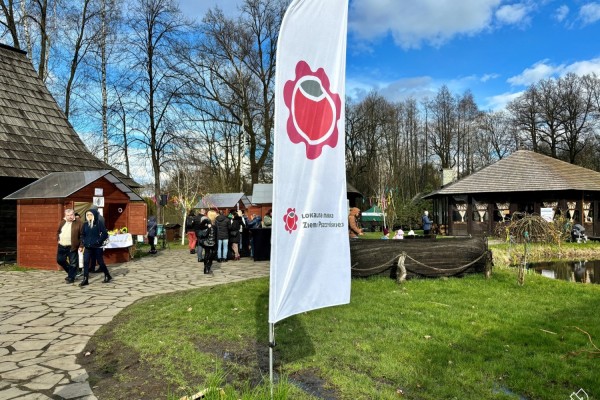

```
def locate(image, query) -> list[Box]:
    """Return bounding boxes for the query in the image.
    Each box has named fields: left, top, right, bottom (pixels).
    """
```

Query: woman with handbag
left=199, top=210, right=218, bottom=274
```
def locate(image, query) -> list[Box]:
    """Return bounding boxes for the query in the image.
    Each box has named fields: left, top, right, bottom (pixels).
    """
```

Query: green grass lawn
left=84, top=257, right=600, bottom=399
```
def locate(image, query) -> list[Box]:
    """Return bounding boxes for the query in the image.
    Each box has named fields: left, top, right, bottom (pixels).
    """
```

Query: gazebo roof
left=4, top=170, right=143, bottom=201
left=425, top=150, right=600, bottom=197
left=0, top=43, right=139, bottom=188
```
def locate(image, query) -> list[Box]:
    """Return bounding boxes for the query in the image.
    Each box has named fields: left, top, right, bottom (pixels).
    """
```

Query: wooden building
left=249, top=184, right=273, bottom=218
left=194, top=192, right=252, bottom=214
left=424, top=150, right=600, bottom=237
left=0, top=43, right=139, bottom=258
left=5, top=170, right=146, bottom=269
left=247, top=182, right=364, bottom=219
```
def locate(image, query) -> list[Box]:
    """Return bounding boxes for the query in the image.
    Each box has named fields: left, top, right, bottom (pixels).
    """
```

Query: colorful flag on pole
left=269, top=0, right=350, bottom=324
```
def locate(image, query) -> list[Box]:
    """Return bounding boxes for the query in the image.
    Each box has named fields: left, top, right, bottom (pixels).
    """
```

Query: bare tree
left=178, top=0, right=286, bottom=187
left=535, top=78, right=564, bottom=157
left=165, top=159, right=205, bottom=245
left=427, top=85, right=456, bottom=169
left=0, top=0, right=21, bottom=48
left=557, top=73, right=595, bottom=163
left=125, top=0, right=191, bottom=223
left=476, top=110, right=516, bottom=165
left=507, top=85, right=539, bottom=151
left=27, top=0, right=50, bottom=80
left=345, top=92, right=390, bottom=198
left=62, top=0, right=103, bottom=119
left=97, top=0, right=121, bottom=163
left=456, top=90, right=479, bottom=177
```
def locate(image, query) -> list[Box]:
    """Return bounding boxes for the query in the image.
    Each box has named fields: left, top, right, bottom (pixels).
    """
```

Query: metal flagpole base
left=269, top=323, right=275, bottom=399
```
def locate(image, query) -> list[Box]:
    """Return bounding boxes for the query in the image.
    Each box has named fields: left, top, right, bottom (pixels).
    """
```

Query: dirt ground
left=76, top=319, right=340, bottom=400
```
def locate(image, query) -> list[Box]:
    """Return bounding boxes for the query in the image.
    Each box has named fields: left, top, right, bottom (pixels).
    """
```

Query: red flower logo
left=283, top=208, right=298, bottom=234
left=283, top=61, right=341, bottom=160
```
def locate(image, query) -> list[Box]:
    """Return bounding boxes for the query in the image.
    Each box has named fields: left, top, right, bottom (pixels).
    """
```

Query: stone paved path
left=0, top=249, right=270, bottom=400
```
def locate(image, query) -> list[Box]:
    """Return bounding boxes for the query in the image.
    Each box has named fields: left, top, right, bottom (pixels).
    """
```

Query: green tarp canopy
left=361, top=205, right=384, bottom=222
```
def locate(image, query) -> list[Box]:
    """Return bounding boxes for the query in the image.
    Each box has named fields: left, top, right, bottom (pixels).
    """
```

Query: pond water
left=524, top=260, right=600, bottom=284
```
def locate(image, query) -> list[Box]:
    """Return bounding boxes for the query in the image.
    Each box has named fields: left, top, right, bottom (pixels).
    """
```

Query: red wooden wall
left=16, top=177, right=147, bottom=270
left=17, top=201, right=62, bottom=270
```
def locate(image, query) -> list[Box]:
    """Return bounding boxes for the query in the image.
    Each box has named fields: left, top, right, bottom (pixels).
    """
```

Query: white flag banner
left=269, top=0, right=350, bottom=324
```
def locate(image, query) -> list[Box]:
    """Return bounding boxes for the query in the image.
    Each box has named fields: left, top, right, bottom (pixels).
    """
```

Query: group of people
left=56, top=205, right=275, bottom=284
left=348, top=207, right=433, bottom=239
left=56, top=208, right=112, bottom=287
left=184, top=208, right=272, bottom=274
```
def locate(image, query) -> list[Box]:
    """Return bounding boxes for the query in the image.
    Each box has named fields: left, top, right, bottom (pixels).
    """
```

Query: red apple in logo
left=283, top=208, right=298, bottom=234
left=284, top=61, right=341, bottom=160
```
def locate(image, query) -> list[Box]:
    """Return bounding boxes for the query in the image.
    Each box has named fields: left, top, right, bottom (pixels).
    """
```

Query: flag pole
left=269, top=322, right=275, bottom=398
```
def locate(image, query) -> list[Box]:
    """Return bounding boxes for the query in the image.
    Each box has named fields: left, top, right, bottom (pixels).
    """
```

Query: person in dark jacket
left=185, top=211, right=197, bottom=254
left=193, top=209, right=208, bottom=262
left=229, top=211, right=242, bottom=261
left=147, top=216, right=157, bottom=254
left=247, top=213, right=262, bottom=258
left=56, top=208, right=84, bottom=284
left=80, top=209, right=111, bottom=286
left=215, top=210, right=231, bottom=262
left=199, top=210, right=218, bottom=274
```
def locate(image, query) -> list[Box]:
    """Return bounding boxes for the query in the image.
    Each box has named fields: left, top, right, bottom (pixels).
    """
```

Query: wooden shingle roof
left=4, top=170, right=143, bottom=201
left=0, top=43, right=139, bottom=187
left=427, top=150, right=600, bottom=196
left=195, top=193, right=252, bottom=209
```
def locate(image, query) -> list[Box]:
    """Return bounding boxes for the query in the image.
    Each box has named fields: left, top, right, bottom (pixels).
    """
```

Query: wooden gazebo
left=424, top=150, right=600, bottom=237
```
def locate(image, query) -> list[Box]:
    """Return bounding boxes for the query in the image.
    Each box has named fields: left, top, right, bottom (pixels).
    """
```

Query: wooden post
left=484, top=251, right=492, bottom=279
left=396, top=252, right=407, bottom=284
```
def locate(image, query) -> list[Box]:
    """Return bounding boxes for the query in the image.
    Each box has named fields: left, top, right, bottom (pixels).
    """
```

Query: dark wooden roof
left=426, top=150, right=600, bottom=197
left=4, top=170, right=143, bottom=201
left=0, top=43, right=139, bottom=187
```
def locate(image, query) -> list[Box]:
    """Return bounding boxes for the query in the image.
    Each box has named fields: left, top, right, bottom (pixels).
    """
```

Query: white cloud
left=484, top=91, right=524, bottom=111
left=563, top=57, right=600, bottom=75
left=495, top=3, right=531, bottom=25
left=507, top=60, right=563, bottom=86
left=480, top=73, right=500, bottom=82
left=349, top=0, right=503, bottom=49
left=346, top=75, right=436, bottom=103
left=554, top=5, right=569, bottom=22
left=507, top=57, right=600, bottom=88
left=346, top=74, right=487, bottom=104
left=579, top=2, right=600, bottom=26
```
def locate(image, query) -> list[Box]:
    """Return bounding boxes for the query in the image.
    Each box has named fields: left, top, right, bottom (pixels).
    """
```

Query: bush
left=493, top=212, right=570, bottom=244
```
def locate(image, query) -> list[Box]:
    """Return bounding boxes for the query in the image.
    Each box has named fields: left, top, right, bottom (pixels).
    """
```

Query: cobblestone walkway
left=0, top=250, right=269, bottom=399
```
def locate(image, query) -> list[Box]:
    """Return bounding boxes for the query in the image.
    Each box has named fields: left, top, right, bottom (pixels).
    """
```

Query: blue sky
left=178, top=0, right=600, bottom=111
